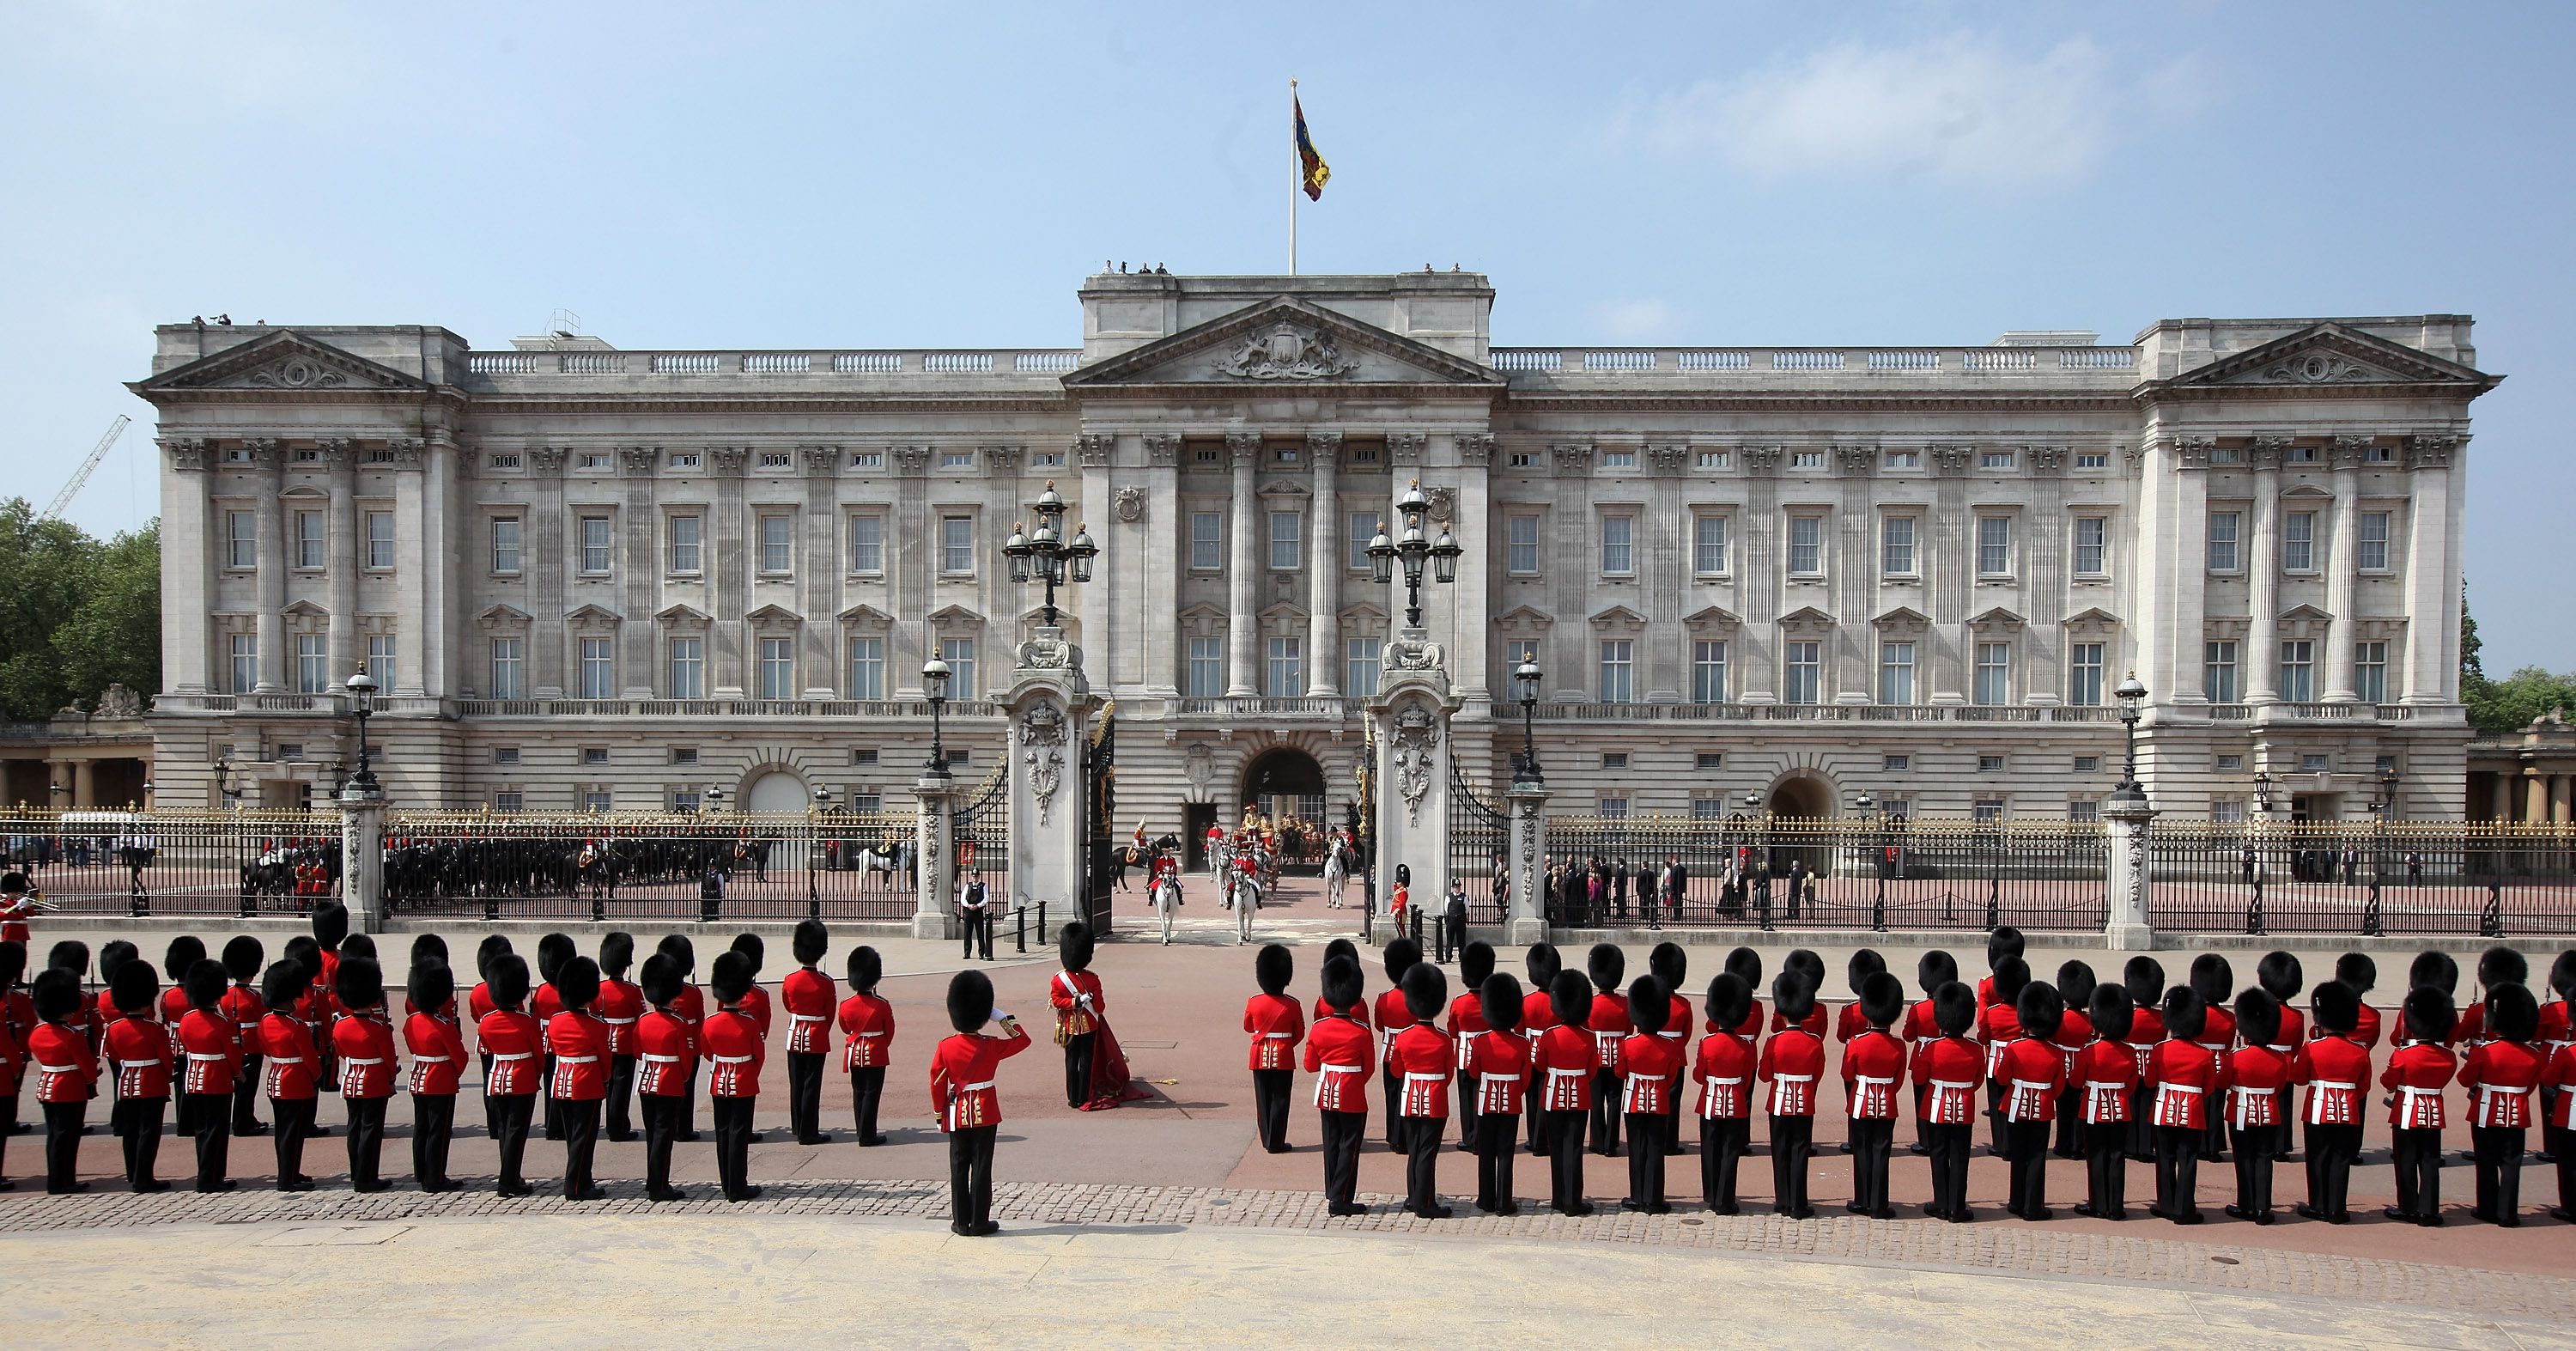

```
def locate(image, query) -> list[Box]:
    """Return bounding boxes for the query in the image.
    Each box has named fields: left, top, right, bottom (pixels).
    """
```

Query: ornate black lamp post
left=1512, top=659, right=1544, bottom=787
left=1002, top=481, right=1098, bottom=629
left=1366, top=480, right=1462, bottom=629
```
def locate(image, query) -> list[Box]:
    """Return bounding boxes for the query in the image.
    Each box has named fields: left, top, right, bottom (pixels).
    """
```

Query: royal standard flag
left=1295, top=94, right=1330, bottom=201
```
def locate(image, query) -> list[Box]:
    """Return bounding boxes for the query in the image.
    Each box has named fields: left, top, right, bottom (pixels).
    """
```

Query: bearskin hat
left=847, top=945, right=882, bottom=992
left=334, top=955, right=385, bottom=1013
left=48, top=940, right=89, bottom=981
left=536, top=932, right=576, bottom=983
left=1987, top=924, right=2026, bottom=968
left=1848, top=948, right=1886, bottom=993
left=311, top=900, right=349, bottom=951
left=1773, top=972, right=1817, bottom=1025
left=1461, top=941, right=1496, bottom=989
left=283, top=935, right=320, bottom=982
left=1586, top=943, right=1625, bottom=995
left=260, top=959, right=307, bottom=1014
left=1321, top=956, right=1364, bottom=1013
left=1650, top=941, right=1687, bottom=992
left=485, top=953, right=532, bottom=1010
left=1382, top=936, right=1420, bottom=984
left=731, top=932, right=766, bottom=975
left=1480, top=973, right=1524, bottom=1034
left=1724, top=946, right=1763, bottom=988
left=2551, top=949, right=2576, bottom=1001
left=2334, top=952, right=2378, bottom=995
left=1623, top=976, right=1668, bottom=1038
left=1932, top=981, right=1976, bottom=1038
left=2409, top=950, right=2457, bottom=995
left=476, top=934, right=513, bottom=981
left=2056, top=960, right=2097, bottom=1013
left=598, top=931, right=634, bottom=978
left=1548, top=970, right=1592, bottom=1029
left=408, top=959, right=453, bottom=1019
left=1857, top=971, right=1905, bottom=1030
left=108, top=954, right=157, bottom=1016
left=2015, top=981, right=2065, bottom=1043
left=1989, top=956, right=2030, bottom=1007
left=947, top=968, right=994, bottom=1035
left=1060, top=922, right=1096, bottom=974
left=2487, top=982, right=2540, bottom=1044
left=33, top=967, right=82, bottom=1023
left=639, top=954, right=682, bottom=1008
left=98, top=940, right=137, bottom=983
left=1917, top=949, right=1958, bottom=996
left=222, top=934, right=264, bottom=983
left=1402, top=962, right=1448, bottom=1025
left=2161, top=988, right=2206, bottom=1044
left=2089, top=983, right=2136, bottom=1044
left=162, top=936, right=206, bottom=985
left=185, top=958, right=228, bottom=1013
left=2188, top=952, right=2233, bottom=1005
left=410, top=934, right=450, bottom=971
left=1524, top=942, right=1562, bottom=990
left=2123, top=955, right=2166, bottom=1008
left=553, top=955, right=602, bottom=1012
left=2310, top=980, right=2360, bottom=1035
left=792, top=919, right=829, bottom=967
left=710, top=951, right=755, bottom=1004
left=2476, top=945, right=2527, bottom=991
left=2403, top=985, right=2455, bottom=1045
left=1255, top=943, right=1293, bottom=997
left=1784, top=948, right=1825, bottom=989
left=2233, top=989, right=2280, bottom=1050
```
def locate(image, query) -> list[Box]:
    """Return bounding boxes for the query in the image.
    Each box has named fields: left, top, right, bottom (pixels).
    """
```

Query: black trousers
left=2086, top=1127, right=2129, bottom=1214
left=490, top=1092, right=534, bottom=1190
left=1474, top=1111, right=1517, bottom=1210
left=231, top=1055, right=264, bottom=1134
left=2004, top=1119, right=2050, bottom=1216
left=1768, top=1114, right=1814, bottom=1214
left=1320, top=1109, right=1364, bottom=1208
left=605, top=1055, right=636, bottom=1141
left=2307, top=1121, right=2361, bottom=1219
left=1625, top=1112, right=1668, bottom=1210
left=2380, top=1123, right=2442, bottom=1216
left=1251, top=1068, right=1292, bottom=1152
left=184, top=1092, right=230, bottom=1190
left=2154, top=1124, right=2202, bottom=1219
left=1545, top=1108, right=1588, bottom=1211
left=411, top=1093, right=454, bottom=1191
left=850, top=1066, right=885, bottom=1141
left=2228, top=1121, right=2276, bottom=1216
left=558, top=1098, right=600, bottom=1196
left=344, top=1096, right=388, bottom=1188
left=713, top=1095, right=756, bottom=1199
left=947, top=1123, right=996, bottom=1228
left=1064, top=1034, right=1096, bottom=1111
left=270, top=1095, right=316, bottom=1189
left=641, top=1092, right=684, bottom=1196
left=1403, top=1113, right=1443, bottom=1214
left=2471, top=1124, right=2525, bottom=1223
left=1589, top=1069, right=1621, bottom=1153
left=1699, top=1116, right=1749, bottom=1212
left=43, top=1100, right=85, bottom=1193
left=1848, top=1117, right=1893, bottom=1214
left=113, top=1096, right=166, bottom=1190
left=787, top=1051, right=825, bottom=1143
left=1924, top=1121, right=1972, bottom=1217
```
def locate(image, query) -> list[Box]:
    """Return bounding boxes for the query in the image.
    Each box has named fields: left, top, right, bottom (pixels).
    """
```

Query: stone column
left=1370, top=628, right=1459, bottom=937
left=1005, top=629, right=1094, bottom=926
left=1506, top=780, right=1550, bottom=944
left=2323, top=438, right=2364, bottom=701
left=1307, top=431, right=1342, bottom=697
left=338, top=778, right=387, bottom=934
left=2104, top=792, right=2155, bottom=951
left=252, top=440, right=287, bottom=691
left=1225, top=432, right=1262, bottom=697
left=912, top=771, right=957, bottom=940
left=2246, top=440, right=2283, bottom=703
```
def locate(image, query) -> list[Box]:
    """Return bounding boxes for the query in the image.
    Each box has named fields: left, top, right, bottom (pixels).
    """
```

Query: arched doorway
left=1241, top=746, right=1329, bottom=870
left=744, top=770, right=809, bottom=815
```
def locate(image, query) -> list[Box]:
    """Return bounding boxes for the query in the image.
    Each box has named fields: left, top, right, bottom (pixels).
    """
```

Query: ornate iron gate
left=1081, top=700, right=1116, bottom=934
left=1448, top=761, right=1509, bottom=926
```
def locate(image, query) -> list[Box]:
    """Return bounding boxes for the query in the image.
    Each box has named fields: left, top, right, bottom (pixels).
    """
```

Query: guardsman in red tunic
left=27, top=969, right=95, bottom=1194
left=2048, top=963, right=2098, bottom=1161
left=1519, top=944, right=1562, bottom=1156
left=1648, top=944, right=1692, bottom=1159
left=593, top=933, right=643, bottom=1145
left=2222, top=990, right=2290, bottom=1225
left=258, top=960, right=321, bottom=1193
left=1388, top=964, right=1457, bottom=1218
left=2298, top=979, right=2370, bottom=1221
left=1371, top=938, right=1422, bottom=1152
left=1692, top=973, right=1759, bottom=1214
left=2120, top=958, right=2168, bottom=1164
left=2458, top=983, right=2545, bottom=1226
left=1052, top=923, right=1108, bottom=1112
left=102, top=958, right=172, bottom=1193
left=402, top=961, right=466, bottom=1194
left=1306, top=956, right=1374, bottom=1215
left=1583, top=944, right=1631, bottom=1158
left=474, top=954, right=540, bottom=1197
left=1841, top=971, right=1909, bottom=1220
left=1445, top=943, right=1495, bottom=1148
left=2375, top=985, right=2452, bottom=1225
left=929, top=968, right=1030, bottom=1236
left=1977, top=957, right=2029, bottom=1157
left=1996, top=983, right=2067, bottom=1220
left=1760, top=974, right=1826, bottom=1219
left=1244, top=944, right=1304, bottom=1154
left=2073, top=985, right=2140, bottom=1220
left=1532, top=970, right=1596, bottom=1215
left=1463, top=971, right=1528, bottom=1214
left=781, top=920, right=835, bottom=1147
left=634, top=954, right=698, bottom=1202
left=1913, top=982, right=1984, bottom=1222
left=545, top=956, right=610, bottom=1201
left=838, top=946, right=894, bottom=1146
left=703, top=952, right=765, bottom=1202
left=173, top=958, right=238, bottom=1193
left=2144, top=989, right=2221, bottom=1225
left=1613, top=976, right=1684, bottom=1214
left=2254, top=952, right=2306, bottom=1163
left=532, top=932, right=576, bottom=1144
left=331, top=956, right=398, bottom=1193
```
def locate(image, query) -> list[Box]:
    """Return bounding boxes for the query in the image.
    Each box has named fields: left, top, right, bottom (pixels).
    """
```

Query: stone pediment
left=2157, top=323, right=2499, bottom=395
left=134, top=330, right=433, bottom=395
left=1061, top=298, right=1505, bottom=392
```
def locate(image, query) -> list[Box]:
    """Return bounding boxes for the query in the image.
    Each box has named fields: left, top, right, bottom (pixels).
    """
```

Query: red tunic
left=27, top=1022, right=95, bottom=1103
left=1839, top=1028, right=1906, bottom=1120
left=2070, top=1040, right=2138, bottom=1123
left=175, top=1008, right=240, bottom=1096
left=2379, top=1041, right=2456, bottom=1129
left=837, top=992, right=896, bottom=1071
left=1388, top=1023, right=1457, bottom=1118
left=1693, top=1030, right=1756, bottom=1119
left=703, top=1008, right=765, bottom=1098
left=477, top=1009, right=542, bottom=1097
left=1911, top=1036, right=1984, bottom=1123
left=1462, top=1027, right=1529, bottom=1116
left=1303, top=1011, right=1375, bottom=1112
left=2293, top=1035, right=2372, bottom=1126
left=404, top=1011, right=468, bottom=1096
left=260, top=1012, right=319, bottom=1099
left=781, top=966, right=836, bottom=1055
left=2225, top=1044, right=2292, bottom=1129
left=2458, top=1040, right=2546, bottom=1129
left=1759, top=1027, right=1826, bottom=1117
left=1532, top=1023, right=1595, bottom=1112
left=1243, top=992, right=1305, bottom=1072
left=594, top=977, right=643, bottom=1057
left=104, top=1014, right=173, bottom=1100
left=1053, top=970, right=1105, bottom=1040
left=928, top=1021, right=1031, bottom=1129
left=1996, top=1037, right=2066, bottom=1123
left=331, top=1013, right=398, bottom=1098
left=2143, top=1040, right=2224, bottom=1130
left=1613, top=1032, right=1685, bottom=1115
left=636, top=1008, right=697, bottom=1096
left=1374, top=988, right=1417, bottom=1068
left=1587, top=992, right=1632, bottom=1071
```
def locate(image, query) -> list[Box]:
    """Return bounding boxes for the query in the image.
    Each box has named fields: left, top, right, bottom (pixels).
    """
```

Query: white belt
left=713, top=1054, right=753, bottom=1064
left=556, top=1055, right=598, bottom=1064
left=490, top=1051, right=532, bottom=1062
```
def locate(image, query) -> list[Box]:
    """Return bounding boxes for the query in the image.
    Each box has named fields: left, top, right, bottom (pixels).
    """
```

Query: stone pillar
left=1307, top=431, right=1341, bottom=696
left=1370, top=626, right=1459, bottom=932
left=1506, top=780, right=1550, bottom=944
left=2104, top=793, right=2156, bottom=951
left=2246, top=441, right=2282, bottom=703
left=1225, top=432, right=1261, bottom=697
left=2323, top=440, right=2364, bottom=701
left=1005, top=626, right=1093, bottom=926
left=252, top=440, right=287, bottom=691
left=912, top=771, right=957, bottom=940
left=338, top=780, right=387, bottom=934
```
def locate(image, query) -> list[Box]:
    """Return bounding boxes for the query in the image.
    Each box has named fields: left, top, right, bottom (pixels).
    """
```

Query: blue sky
left=5, top=1, right=2572, bottom=668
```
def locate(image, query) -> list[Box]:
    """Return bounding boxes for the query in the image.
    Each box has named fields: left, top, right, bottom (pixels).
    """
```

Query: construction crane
left=41, top=414, right=131, bottom=520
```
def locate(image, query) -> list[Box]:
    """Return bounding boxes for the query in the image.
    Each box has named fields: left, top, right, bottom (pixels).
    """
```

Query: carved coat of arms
left=1215, top=321, right=1358, bottom=380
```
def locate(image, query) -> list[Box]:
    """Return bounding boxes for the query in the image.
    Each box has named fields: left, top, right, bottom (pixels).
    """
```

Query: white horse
left=1322, top=838, right=1350, bottom=910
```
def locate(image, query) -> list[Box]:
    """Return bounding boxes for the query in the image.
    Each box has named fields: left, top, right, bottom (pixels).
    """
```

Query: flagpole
left=1289, top=77, right=1299, bottom=276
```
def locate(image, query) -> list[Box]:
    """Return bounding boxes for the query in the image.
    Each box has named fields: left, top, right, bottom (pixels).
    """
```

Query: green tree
left=0, top=499, right=161, bottom=721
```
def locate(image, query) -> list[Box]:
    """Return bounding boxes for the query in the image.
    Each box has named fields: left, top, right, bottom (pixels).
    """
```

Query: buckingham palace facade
left=134, top=271, right=2496, bottom=826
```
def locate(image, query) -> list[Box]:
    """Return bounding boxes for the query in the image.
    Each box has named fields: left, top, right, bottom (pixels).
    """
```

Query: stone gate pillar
left=1505, top=780, right=1550, bottom=945
left=1369, top=625, right=1460, bottom=931
left=913, top=771, right=957, bottom=941
left=2105, top=791, right=2156, bottom=951
left=1005, top=625, right=1094, bottom=928
left=337, top=779, right=387, bottom=934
